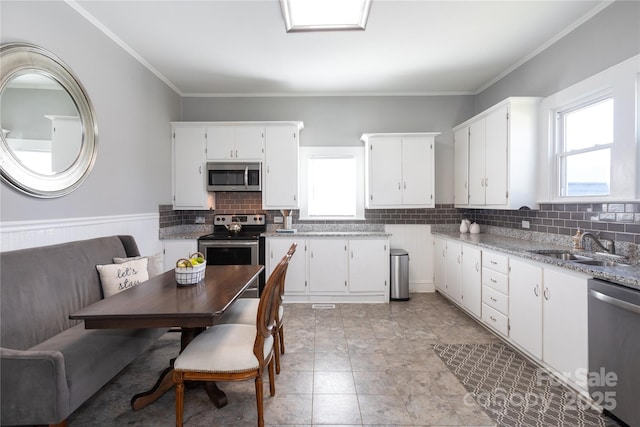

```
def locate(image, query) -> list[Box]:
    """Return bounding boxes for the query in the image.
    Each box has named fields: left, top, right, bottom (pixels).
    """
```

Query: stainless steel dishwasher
left=588, top=278, right=640, bottom=426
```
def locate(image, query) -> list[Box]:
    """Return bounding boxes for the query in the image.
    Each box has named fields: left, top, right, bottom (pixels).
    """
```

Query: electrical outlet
left=195, top=216, right=205, bottom=224
left=522, top=220, right=530, bottom=229
left=274, top=216, right=284, bottom=224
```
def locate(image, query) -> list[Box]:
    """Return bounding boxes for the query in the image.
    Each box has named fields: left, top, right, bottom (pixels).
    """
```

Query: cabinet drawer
left=483, top=268, right=509, bottom=295
left=482, top=303, right=509, bottom=336
left=482, top=285, right=508, bottom=315
left=483, top=251, right=509, bottom=274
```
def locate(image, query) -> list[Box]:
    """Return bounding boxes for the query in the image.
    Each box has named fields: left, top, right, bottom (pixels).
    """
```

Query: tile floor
left=70, top=292, right=503, bottom=426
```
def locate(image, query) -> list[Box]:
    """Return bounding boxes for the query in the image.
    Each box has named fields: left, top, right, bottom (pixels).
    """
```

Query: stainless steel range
left=198, top=214, right=266, bottom=297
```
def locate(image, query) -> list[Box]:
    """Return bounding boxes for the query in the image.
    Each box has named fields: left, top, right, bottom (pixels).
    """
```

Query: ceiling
left=70, top=0, right=609, bottom=97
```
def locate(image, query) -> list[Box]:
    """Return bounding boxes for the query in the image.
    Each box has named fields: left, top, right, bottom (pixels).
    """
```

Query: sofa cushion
left=96, top=258, right=149, bottom=297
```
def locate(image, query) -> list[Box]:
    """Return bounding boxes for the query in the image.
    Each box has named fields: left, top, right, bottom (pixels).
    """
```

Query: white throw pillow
left=113, top=252, right=164, bottom=278
left=96, top=258, right=149, bottom=298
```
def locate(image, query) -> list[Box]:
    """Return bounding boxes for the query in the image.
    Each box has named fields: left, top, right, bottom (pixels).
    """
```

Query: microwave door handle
left=244, top=165, right=249, bottom=189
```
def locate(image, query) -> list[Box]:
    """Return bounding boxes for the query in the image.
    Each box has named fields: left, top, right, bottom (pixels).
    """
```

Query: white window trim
left=538, top=54, right=639, bottom=203
left=299, top=146, right=365, bottom=221
left=554, top=93, right=613, bottom=198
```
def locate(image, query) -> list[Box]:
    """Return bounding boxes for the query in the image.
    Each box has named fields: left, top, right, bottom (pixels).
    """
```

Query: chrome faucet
left=580, top=231, right=615, bottom=254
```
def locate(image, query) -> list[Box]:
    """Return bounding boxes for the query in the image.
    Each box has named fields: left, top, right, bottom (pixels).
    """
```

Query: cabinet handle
left=490, top=297, right=497, bottom=302
left=345, top=280, right=347, bottom=287
left=485, top=177, right=489, bottom=187
left=310, top=251, right=313, bottom=259
left=351, top=250, right=354, bottom=259
left=489, top=316, right=497, bottom=322
left=398, top=182, right=401, bottom=190
left=270, top=250, right=273, bottom=259
left=475, top=262, right=479, bottom=272
left=230, top=149, right=233, bottom=158
left=293, top=195, right=297, bottom=201
left=235, top=149, right=238, bottom=158
left=404, top=182, right=407, bottom=190
left=543, top=288, right=550, bottom=300
left=457, top=255, right=460, bottom=264
left=490, top=260, right=498, bottom=265
left=481, top=178, right=485, bottom=187
left=534, top=285, right=540, bottom=297
left=199, top=166, right=202, bottom=174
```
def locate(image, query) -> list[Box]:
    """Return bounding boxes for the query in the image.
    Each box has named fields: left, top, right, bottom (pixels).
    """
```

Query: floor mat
left=433, top=343, right=618, bottom=427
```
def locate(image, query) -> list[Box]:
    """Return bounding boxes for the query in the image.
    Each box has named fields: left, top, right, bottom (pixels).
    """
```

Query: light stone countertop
left=262, top=231, right=390, bottom=237
left=432, top=230, right=640, bottom=291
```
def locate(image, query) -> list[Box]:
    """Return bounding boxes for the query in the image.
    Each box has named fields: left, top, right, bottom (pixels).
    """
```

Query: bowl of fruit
left=175, top=252, right=206, bottom=286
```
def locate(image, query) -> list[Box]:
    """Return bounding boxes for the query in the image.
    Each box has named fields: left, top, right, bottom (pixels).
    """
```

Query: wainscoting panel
left=0, top=213, right=161, bottom=255
left=384, top=224, right=434, bottom=293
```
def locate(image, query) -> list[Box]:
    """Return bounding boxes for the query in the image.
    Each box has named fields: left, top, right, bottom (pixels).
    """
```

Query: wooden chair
left=173, top=255, right=290, bottom=427
left=216, top=243, right=297, bottom=374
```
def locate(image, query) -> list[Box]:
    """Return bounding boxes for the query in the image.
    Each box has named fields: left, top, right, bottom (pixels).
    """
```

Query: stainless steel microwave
left=206, top=162, right=261, bottom=192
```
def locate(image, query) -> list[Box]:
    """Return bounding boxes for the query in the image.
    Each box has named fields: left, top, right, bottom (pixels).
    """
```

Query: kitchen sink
left=571, top=259, right=630, bottom=267
left=529, top=250, right=592, bottom=261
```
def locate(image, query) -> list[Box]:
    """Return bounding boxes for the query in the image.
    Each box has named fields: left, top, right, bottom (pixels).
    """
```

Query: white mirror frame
left=0, top=43, right=98, bottom=198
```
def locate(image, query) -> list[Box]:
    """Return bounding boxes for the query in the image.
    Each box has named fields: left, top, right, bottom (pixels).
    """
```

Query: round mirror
left=0, top=43, right=98, bottom=197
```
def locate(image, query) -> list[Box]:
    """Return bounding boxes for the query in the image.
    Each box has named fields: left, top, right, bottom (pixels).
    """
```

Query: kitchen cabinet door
left=206, top=125, right=264, bottom=160
left=467, top=118, right=486, bottom=206
left=484, top=105, right=508, bottom=205
left=402, top=137, right=434, bottom=206
left=461, top=244, right=482, bottom=318
left=163, top=239, right=198, bottom=273
left=172, top=126, right=210, bottom=209
left=433, top=237, right=447, bottom=294
left=267, top=237, right=307, bottom=295
left=308, top=239, right=348, bottom=294
left=543, top=267, right=589, bottom=390
left=233, top=126, right=264, bottom=160
left=348, top=239, right=389, bottom=293
left=263, top=125, right=299, bottom=209
left=445, top=240, right=462, bottom=304
left=454, top=126, right=469, bottom=207
left=509, top=258, right=543, bottom=359
left=367, top=136, right=403, bottom=206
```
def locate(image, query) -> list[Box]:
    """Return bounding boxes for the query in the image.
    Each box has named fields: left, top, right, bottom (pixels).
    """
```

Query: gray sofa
left=0, top=235, right=168, bottom=426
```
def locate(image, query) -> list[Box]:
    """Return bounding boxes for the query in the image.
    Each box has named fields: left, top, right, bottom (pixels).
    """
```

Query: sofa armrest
left=0, top=347, right=70, bottom=426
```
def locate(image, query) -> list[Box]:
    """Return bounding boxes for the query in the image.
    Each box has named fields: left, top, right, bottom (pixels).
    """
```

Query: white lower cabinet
left=481, top=250, right=509, bottom=336
left=266, top=237, right=308, bottom=295
left=163, top=239, right=198, bottom=273
left=266, top=236, right=389, bottom=302
left=433, top=235, right=591, bottom=393
left=542, top=267, right=589, bottom=391
left=509, top=258, right=543, bottom=359
left=461, top=245, right=482, bottom=317
left=309, top=239, right=349, bottom=294
left=433, top=237, right=482, bottom=317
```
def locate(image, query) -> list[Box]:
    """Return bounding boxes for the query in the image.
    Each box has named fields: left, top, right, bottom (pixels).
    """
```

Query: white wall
left=0, top=1, right=181, bottom=223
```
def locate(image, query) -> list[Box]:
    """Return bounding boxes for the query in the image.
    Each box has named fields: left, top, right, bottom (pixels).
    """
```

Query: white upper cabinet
left=263, top=124, right=303, bottom=209
left=362, top=132, right=439, bottom=208
left=171, top=125, right=211, bottom=210
left=206, top=125, right=264, bottom=161
left=453, top=97, right=541, bottom=209
left=453, top=126, right=469, bottom=206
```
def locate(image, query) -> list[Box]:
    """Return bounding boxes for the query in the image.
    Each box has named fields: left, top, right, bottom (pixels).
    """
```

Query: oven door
left=198, top=240, right=259, bottom=297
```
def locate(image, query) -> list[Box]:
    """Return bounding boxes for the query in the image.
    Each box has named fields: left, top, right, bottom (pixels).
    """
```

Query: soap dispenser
left=572, top=228, right=584, bottom=250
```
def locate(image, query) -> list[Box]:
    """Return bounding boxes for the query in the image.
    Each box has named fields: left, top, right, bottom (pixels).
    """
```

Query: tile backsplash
left=160, top=195, right=640, bottom=245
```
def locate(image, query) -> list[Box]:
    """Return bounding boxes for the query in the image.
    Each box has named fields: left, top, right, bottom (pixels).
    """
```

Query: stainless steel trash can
left=390, top=249, right=410, bottom=301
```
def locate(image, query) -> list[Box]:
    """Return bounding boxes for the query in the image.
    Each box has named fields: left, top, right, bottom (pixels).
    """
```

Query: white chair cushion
left=219, top=298, right=284, bottom=325
left=174, top=324, right=273, bottom=373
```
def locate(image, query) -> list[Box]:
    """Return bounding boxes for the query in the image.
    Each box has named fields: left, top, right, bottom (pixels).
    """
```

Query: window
left=556, top=96, right=613, bottom=197
left=299, top=147, right=365, bottom=220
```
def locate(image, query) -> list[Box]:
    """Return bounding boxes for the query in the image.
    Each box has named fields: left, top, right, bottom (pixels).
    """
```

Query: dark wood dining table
left=70, top=264, right=264, bottom=410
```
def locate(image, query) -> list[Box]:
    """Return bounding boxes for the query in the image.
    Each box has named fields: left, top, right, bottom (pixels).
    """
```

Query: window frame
left=298, top=146, right=365, bottom=221
left=554, top=94, right=613, bottom=198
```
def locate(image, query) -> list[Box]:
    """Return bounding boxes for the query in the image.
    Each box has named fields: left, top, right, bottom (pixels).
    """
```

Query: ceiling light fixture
left=280, top=0, right=372, bottom=32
